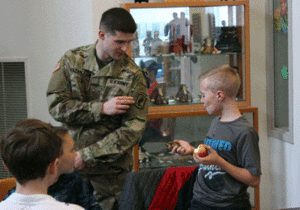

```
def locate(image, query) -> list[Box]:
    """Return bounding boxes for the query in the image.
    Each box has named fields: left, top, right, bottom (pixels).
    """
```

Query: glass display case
left=123, top=0, right=250, bottom=114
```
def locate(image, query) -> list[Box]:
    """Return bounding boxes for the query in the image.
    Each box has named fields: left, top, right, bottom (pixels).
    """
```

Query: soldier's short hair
left=99, top=7, right=137, bottom=35
left=0, top=119, right=64, bottom=185
left=198, top=65, right=241, bottom=98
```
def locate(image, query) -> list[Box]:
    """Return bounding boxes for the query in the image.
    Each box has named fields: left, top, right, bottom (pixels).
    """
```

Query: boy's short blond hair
left=198, top=65, right=241, bottom=98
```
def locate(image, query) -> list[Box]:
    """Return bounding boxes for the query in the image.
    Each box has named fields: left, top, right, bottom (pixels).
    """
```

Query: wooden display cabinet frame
left=122, top=1, right=258, bottom=209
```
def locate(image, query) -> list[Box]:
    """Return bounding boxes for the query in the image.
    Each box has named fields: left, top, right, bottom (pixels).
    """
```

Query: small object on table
left=166, top=142, right=180, bottom=148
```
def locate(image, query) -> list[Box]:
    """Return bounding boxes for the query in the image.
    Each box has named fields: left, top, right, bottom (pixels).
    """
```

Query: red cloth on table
left=148, top=166, right=198, bottom=210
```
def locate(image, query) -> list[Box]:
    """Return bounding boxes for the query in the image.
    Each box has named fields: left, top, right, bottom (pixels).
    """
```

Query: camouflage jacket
left=46, top=42, right=149, bottom=174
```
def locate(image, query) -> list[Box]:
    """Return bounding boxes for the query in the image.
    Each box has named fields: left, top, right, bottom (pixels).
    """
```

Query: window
left=267, top=0, right=293, bottom=143
left=0, top=61, right=28, bottom=178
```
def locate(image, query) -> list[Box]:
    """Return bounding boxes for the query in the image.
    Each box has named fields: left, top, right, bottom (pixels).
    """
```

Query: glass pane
left=131, top=5, right=246, bottom=105
left=139, top=115, right=215, bottom=169
left=273, top=0, right=288, bottom=130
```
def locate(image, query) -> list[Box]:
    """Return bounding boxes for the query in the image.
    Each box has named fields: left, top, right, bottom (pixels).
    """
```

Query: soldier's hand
left=102, top=96, right=135, bottom=115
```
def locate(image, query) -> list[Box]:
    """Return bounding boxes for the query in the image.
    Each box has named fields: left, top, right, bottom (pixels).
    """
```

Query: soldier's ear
left=99, top=30, right=105, bottom=40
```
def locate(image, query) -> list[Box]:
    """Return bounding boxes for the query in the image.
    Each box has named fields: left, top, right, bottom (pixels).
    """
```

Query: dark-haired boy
left=170, top=65, right=261, bottom=210
left=0, top=119, right=84, bottom=210
left=4, top=119, right=102, bottom=210
left=46, top=7, right=148, bottom=209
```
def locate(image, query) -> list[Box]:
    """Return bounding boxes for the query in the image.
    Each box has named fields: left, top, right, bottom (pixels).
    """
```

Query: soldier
left=46, top=7, right=149, bottom=210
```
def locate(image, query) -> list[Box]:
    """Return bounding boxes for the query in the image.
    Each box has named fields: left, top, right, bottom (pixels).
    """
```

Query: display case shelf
left=132, top=52, right=245, bottom=59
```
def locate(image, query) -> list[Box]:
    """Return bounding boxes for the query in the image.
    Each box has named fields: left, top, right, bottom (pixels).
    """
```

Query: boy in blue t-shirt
left=169, top=65, right=261, bottom=210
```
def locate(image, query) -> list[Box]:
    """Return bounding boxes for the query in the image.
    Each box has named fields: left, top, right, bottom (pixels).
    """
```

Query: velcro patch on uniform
left=135, top=93, right=148, bottom=109
left=108, top=79, right=130, bottom=87
left=53, top=62, right=61, bottom=73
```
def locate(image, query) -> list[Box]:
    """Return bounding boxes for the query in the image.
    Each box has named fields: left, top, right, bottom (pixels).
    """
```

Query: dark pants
left=139, top=127, right=162, bottom=147
left=81, top=172, right=127, bottom=210
left=188, top=199, right=252, bottom=210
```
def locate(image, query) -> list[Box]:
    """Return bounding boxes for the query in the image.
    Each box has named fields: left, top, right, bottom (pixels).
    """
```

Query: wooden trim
left=122, top=1, right=249, bottom=9
left=252, top=107, right=260, bottom=210
left=254, top=186, right=260, bottom=210
left=148, top=105, right=255, bottom=119
left=147, top=101, right=251, bottom=119
left=133, top=145, right=139, bottom=172
left=0, top=177, right=16, bottom=201
left=165, top=0, right=205, bottom=2
left=244, top=1, right=251, bottom=109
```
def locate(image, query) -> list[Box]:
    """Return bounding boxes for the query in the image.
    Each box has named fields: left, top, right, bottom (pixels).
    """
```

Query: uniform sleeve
left=46, top=56, right=104, bottom=125
left=79, top=70, right=149, bottom=165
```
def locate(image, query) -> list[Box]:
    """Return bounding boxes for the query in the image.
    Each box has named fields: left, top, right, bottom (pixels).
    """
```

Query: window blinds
left=0, top=62, right=27, bottom=179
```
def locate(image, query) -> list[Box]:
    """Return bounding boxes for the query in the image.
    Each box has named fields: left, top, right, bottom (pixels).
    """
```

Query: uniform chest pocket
left=70, top=73, right=91, bottom=101
left=103, top=78, right=132, bottom=101
left=89, top=77, right=105, bottom=102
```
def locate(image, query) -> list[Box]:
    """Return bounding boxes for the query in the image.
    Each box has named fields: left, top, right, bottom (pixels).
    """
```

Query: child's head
left=140, top=60, right=158, bottom=83
left=0, top=119, right=63, bottom=185
left=198, top=65, right=241, bottom=114
left=198, top=65, right=241, bottom=99
left=54, top=127, right=77, bottom=175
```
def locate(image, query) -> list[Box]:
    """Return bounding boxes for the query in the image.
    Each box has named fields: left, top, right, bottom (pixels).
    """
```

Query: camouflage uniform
left=46, top=42, right=149, bottom=210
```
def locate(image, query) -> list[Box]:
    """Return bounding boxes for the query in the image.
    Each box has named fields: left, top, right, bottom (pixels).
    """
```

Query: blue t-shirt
left=192, top=116, right=261, bottom=207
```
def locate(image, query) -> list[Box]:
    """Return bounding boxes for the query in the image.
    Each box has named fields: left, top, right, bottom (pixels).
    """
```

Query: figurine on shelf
left=169, top=93, right=177, bottom=100
left=176, top=84, right=192, bottom=102
left=177, top=12, right=192, bottom=53
left=215, top=26, right=242, bottom=53
left=150, top=84, right=168, bottom=105
left=143, top=30, right=154, bottom=56
left=131, top=31, right=140, bottom=57
left=200, top=37, right=220, bottom=54
left=151, top=30, right=163, bottom=55
left=164, top=12, right=180, bottom=53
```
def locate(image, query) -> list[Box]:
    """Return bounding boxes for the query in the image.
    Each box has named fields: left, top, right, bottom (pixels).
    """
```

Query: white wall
left=246, top=1, right=300, bottom=209
left=0, top=0, right=93, bottom=124
left=249, top=1, right=270, bottom=209
left=91, top=0, right=134, bottom=41
left=268, top=1, right=300, bottom=209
